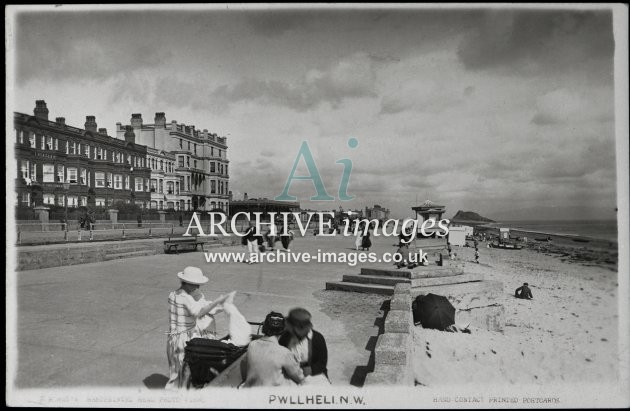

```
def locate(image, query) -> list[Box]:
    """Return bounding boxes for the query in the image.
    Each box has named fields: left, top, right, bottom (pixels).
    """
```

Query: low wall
left=13, top=237, right=235, bottom=271
left=364, top=283, right=415, bottom=386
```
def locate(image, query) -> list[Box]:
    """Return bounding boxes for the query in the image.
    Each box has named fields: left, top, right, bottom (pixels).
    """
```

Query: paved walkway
left=10, top=234, right=407, bottom=388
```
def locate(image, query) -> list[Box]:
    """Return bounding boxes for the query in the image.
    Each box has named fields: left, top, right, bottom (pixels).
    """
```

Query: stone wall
left=364, top=283, right=415, bottom=386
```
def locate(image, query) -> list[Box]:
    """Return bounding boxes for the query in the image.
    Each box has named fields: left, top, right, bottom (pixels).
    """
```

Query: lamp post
left=62, top=182, right=70, bottom=237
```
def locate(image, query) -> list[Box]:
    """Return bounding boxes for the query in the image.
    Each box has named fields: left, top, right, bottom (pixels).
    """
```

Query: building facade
left=14, top=100, right=152, bottom=210
left=115, top=113, right=230, bottom=212
left=364, top=204, right=391, bottom=221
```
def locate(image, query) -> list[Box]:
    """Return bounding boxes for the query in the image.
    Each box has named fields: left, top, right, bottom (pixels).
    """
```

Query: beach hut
left=499, top=228, right=510, bottom=243
left=448, top=226, right=467, bottom=246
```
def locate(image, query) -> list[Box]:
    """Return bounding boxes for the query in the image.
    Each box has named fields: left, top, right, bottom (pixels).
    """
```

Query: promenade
left=11, top=234, right=399, bottom=388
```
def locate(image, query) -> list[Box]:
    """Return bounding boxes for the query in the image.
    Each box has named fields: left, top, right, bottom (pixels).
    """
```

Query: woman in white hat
left=165, top=266, right=249, bottom=390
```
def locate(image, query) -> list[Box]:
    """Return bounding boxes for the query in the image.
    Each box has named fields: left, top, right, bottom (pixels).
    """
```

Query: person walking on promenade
left=240, top=312, right=304, bottom=387
left=475, top=248, right=480, bottom=264
left=243, top=221, right=259, bottom=264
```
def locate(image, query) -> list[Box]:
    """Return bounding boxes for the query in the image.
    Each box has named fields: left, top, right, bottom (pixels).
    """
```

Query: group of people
left=166, top=266, right=329, bottom=390
left=354, top=226, right=372, bottom=251
left=241, top=222, right=295, bottom=264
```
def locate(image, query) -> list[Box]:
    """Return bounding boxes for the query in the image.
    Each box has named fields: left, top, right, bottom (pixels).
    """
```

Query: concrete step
left=410, top=272, right=484, bottom=288
left=342, top=274, right=411, bottom=286
left=103, top=250, right=157, bottom=261
left=360, top=265, right=464, bottom=279
left=325, top=281, right=394, bottom=296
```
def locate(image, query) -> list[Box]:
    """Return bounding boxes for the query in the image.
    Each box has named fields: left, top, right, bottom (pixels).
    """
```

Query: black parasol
left=412, top=293, right=455, bottom=330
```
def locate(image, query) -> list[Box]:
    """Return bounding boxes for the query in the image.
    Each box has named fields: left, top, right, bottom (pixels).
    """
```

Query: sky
left=8, top=5, right=620, bottom=220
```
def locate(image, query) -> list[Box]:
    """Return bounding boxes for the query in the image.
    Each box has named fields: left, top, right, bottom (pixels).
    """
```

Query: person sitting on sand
left=515, top=283, right=533, bottom=299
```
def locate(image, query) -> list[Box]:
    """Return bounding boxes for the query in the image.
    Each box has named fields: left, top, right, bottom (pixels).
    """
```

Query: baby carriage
left=183, top=321, right=264, bottom=388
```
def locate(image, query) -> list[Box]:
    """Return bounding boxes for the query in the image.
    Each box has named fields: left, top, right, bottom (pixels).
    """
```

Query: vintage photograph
left=6, top=3, right=629, bottom=408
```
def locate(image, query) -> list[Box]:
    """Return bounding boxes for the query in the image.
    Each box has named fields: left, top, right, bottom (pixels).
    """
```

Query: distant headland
left=451, top=210, right=495, bottom=224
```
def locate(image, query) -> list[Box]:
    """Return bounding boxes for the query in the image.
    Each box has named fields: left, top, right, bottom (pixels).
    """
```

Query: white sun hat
left=177, top=266, right=209, bottom=285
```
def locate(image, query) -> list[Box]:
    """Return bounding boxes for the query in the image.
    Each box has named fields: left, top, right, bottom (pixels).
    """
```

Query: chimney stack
left=244, top=193, right=248, bottom=201
left=154, top=112, right=166, bottom=127
left=85, top=115, right=97, bottom=132
left=56, top=117, right=65, bottom=126
left=98, top=128, right=108, bottom=135
left=130, top=113, right=143, bottom=128
left=124, top=125, right=136, bottom=144
left=34, top=100, right=49, bottom=120
left=229, top=191, right=233, bottom=201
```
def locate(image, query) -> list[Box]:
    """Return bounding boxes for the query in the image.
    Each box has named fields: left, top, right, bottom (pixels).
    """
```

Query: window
left=178, top=156, right=184, bottom=168
left=158, top=179, right=163, bottom=194
left=186, top=156, right=190, bottom=168
left=159, top=201, right=163, bottom=210
left=32, top=163, right=37, bottom=182
left=179, top=139, right=183, bottom=149
left=80, top=169, right=87, bottom=185
left=210, top=162, right=215, bottom=173
left=225, top=165, right=228, bottom=175
left=95, top=172, right=105, bottom=187
left=160, top=160, right=163, bottom=171
left=175, top=181, right=180, bottom=195
left=67, top=196, right=78, bottom=208
left=145, top=178, right=150, bottom=192
left=194, top=144, right=197, bottom=155
left=97, top=148, right=103, bottom=160
left=150, top=201, right=157, bottom=210
left=106, top=172, right=113, bottom=187
left=194, top=160, right=197, bottom=169
left=135, top=177, right=143, bottom=192
left=95, top=198, right=105, bottom=206
left=43, top=194, right=55, bottom=205
left=104, top=149, right=108, bottom=161
left=65, top=139, right=69, bottom=154
left=166, top=202, right=174, bottom=210
left=29, top=132, right=35, bottom=148
left=150, top=179, right=157, bottom=193
left=187, top=176, right=191, bottom=191
left=218, top=149, right=222, bottom=158
left=188, top=142, right=191, bottom=150
left=20, top=160, right=30, bottom=179
left=86, top=171, right=90, bottom=187
left=43, top=164, right=55, bottom=182
left=67, top=167, right=78, bottom=183
left=21, top=192, right=30, bottom=206
left=55, top=165, right=64, bottom=182
left=54, top=138, right=59, bottom=151
left=80, top=196, right=87, bottom=206
left=210, top=201, right=216, bottom=210
left=211, top=147, right=214, bottom=156
left=124, top=175, right=130, bottom=190
left=69, top=141, right=76, bottom=155
left=114, top=174, right=122, bottom=189
left=211, top=180, right=216, bottom=194
left=167, top=181, right=174, bottom=195
left=84, top=144, right=90, bottom=157
left=127, top=154, right=131, bottom=164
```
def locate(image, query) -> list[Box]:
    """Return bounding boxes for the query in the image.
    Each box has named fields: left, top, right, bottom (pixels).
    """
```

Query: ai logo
left=275, top=138, right=358, bottom=201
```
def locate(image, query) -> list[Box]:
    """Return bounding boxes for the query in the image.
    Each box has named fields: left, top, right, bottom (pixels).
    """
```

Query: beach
left=412, top=238, right=620, bottom=386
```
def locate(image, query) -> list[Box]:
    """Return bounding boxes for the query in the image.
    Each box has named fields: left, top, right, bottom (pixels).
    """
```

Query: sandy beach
left=412, top=238, right=620, bottom=386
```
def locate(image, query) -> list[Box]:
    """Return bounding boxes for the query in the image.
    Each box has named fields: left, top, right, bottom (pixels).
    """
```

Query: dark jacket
left=279, top=330, right=328, bottom=378
left=515, top=285, right=533, bottom=299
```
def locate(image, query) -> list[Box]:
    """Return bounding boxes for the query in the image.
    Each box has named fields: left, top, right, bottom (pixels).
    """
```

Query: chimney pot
left=124, top=125, right=136, bottom=144
left=56, top=117, right=66, bottom=125
left=98, top=128, right=108, bottom=135
left=130, top=113, right=143, bottom=128
left=34, top=100, right=49, bottom=120
left=84, top=115, right=97, bottom=132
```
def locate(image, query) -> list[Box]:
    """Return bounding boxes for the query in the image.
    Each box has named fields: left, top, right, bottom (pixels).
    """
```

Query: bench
left=164, top=236, right=205, bottom=254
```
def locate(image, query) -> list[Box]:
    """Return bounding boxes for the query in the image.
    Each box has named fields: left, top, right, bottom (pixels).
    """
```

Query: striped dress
left=165, top=289, right=220, bottom=390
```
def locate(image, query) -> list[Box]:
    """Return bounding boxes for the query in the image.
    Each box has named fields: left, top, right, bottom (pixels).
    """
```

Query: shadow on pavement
left=350, top=299, right=389, bottom=387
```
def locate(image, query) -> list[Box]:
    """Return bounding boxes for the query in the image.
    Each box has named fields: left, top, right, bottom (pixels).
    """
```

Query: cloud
left=531, top=87, right=614, bottom=125
left=457, top=10, right=614, bottom=78
left=156, top=52, right=380, bottom=112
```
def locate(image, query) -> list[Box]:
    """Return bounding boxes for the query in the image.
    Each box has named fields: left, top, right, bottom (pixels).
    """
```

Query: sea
left=486, top=219, right=619, bottom=242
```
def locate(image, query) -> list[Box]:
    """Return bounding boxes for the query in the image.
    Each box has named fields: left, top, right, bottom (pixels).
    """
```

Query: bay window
left=43, top=164, right=55, bottom=182
left=67, top=167, right=78, bottom=183
left=95, top=172, right=105, bottom=187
